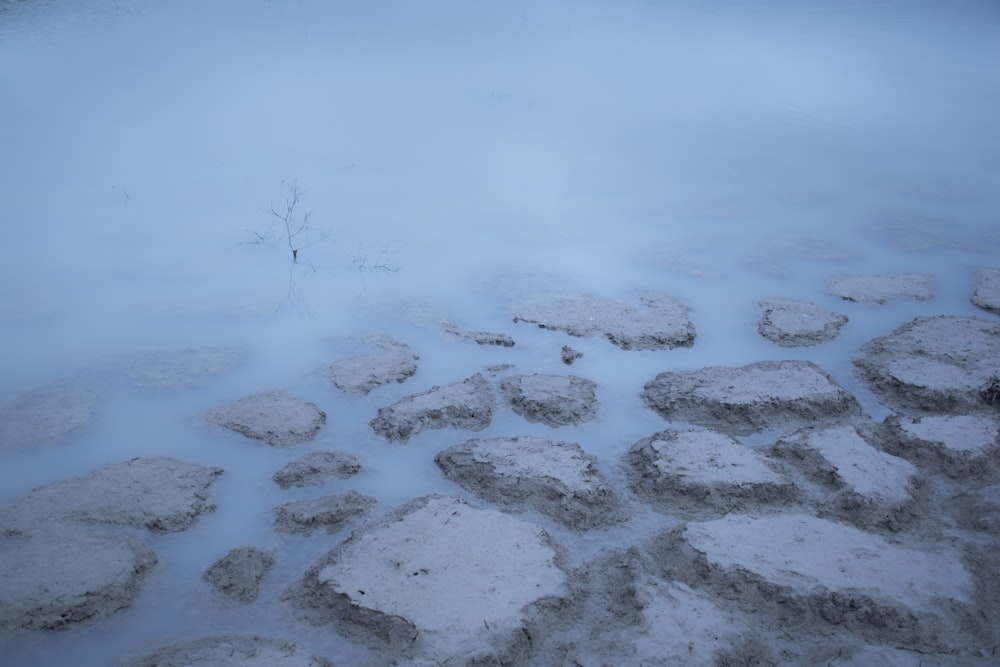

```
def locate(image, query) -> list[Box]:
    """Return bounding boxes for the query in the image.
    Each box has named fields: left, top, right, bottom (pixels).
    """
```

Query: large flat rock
left=0, top=456, right=222, bottom=533
left=117, top=635, right=335, bottom=667
left=881, top=414, right=1000, bottom=479
left=435, top=436, right=622, bottom=529
left=757, top=297, right=848, bottom=347
left=829, top=273, right=932, bottom=304
left=853, top=316, right=1000, bottom=413
left=642, top=360, right=861, bottom=436
left=289, top=495, right=566, bottom=665
left=971, top=267, right=1000, bottom=315
left=327, top=335, right=418, bottom=396
left=0, top=528, right=157, bottom=633
left=513, top=291, right=695, bottom=351
left=0, top=378, right=101, bottom=450
left=206, top=391, right=326, bottom=446
left=625, top=428, right=795, bottom=514
left=499, top=373, right=598, bottom=427
left=369, top=373, right=493, bottom=443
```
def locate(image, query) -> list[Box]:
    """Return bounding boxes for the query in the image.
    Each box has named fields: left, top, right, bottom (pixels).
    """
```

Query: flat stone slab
left=290, top=495, right=566, bottom=664
left=0, top=528, right=157, bottom=633
left=274, top=491, right=375, bottom=536
left=0, top=456, right=222, bottom=533
left=853, top=316, right=1000, bottom=413
left=829, top=273, right=932, bottom=303
left=757, top=297, right=848, bottom=347
left=273, top=451, right=361, bottom=489
left=669, top=514, right=977, bottom=652
left=369, top=373, right=493, bottom=443
left=206, top=391, right=326, bottom=446
left=971, top=267, right=1000, bottom=315
left=500, top=373, right=598, bottom=427
left=513, top=291, right=695, bottom=351
left=642, top=360, right=861, bottom=436
left=0, top=378, right=101, bottom=450
left=625, top=429, right=794, bottom=514
left=118, top=635, right=335, bottom=667
left=881, top=414, right=1000, bottom=478
left=204, top=547, right=274, bottom=603
left=327, top=335, right=418, bottom=395
left=435, top=436, right=622, bottom=529
left=105, top=345, right=247, bottom=389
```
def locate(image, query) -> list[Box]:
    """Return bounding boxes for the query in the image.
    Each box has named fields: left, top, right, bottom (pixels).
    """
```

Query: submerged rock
left=274, top=491, right=375, bottom=536
left=117, top=635, right=336, bottom=667
left=0, top=456, right=222, bottom=533
left=0, top=378, right=101, bottom=450
left=288, top=495, right=566, bottom=665
left=206, top=391, right=326, bottom=446
left=513, top=291, right=695, bottom=351
left=757, top=297, right=848, bottom=347
left=273, top=451, right=362, bottom=489
left=204, top=547, right=274, bottom=603
left=971, top=267, right=1000, bottom=315
left=327, top=335, right=418, bottom=396
left=0, top=528, right=156, bottom=633
left=500, top=373, right=598, bottom=427
left=829, top=273, right=932, bottom=303
left=435, top=436, right=622, bottom=529
left=853, top=316, right=1000, bottom=414
left=370, top=373, right=493, bottom=443
left=107, top=345, right=247, bottom=389
left=642, top=360, right=861, bottom=436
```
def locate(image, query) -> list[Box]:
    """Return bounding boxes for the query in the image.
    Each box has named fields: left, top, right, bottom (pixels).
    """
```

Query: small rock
left=829, top=273, right=932, bottom=303
left=117, top=635, right=336, bottom=667
left=328, top=335, right=418, bottom=396
left=370, top=373, right=493, bottom=443
left=560, top=345, right=583, bottom=365
left=273, top=451, right=362, bottom=489
left=275, top=491, right=375, bottom=535
left=0, top=378, right=101, bottom=450
left=435, top=436, right=622, bottom=529
left=500, top=373, right=598, bottom=427
left=204, top=547, right=274, bottom=603
left=757, top=297, right=848, bottom=347
left=206, top=391, right=326, bottom=446
left=971, top=267, right=1000, bottom=315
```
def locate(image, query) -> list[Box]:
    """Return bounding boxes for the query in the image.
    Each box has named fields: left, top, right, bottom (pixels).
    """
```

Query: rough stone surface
left=560, top=345, right=583, bottom=365
left=881, top=414, right=1000, bottom=478
left=369, top=373, right=493, bottom=443
left=109, top=345, right=246, bottom=389
left=273, top=451, right=362, bottom=489
left=206, top=391, right=326, bottom=446
left=500, top=373, right=598, bottom=427
left=642, top=360, right=861, bottom=436
left=274, top=491, right=375, bottom=535
left=0, top=527, right=157, bottom=633
left=435, top=436, right=622, bottom=529
left=853, top=316, right=1000, bottom=414
left=204, top=547, right=274, bottom=603
left=757, top=297, right=848, bottom=347
left=625, top=428, right=795, bottom=515
left=829, top=273, right=932, bottom=303
left=327, top=335, right=418, bottom=396
left=0, top=457, right=222, bottom=533
left=117, top=635, right=336, bottom=667
left=0, top=378, right=101, bottom=450
left=288, top=495, right=566, bottom=665
left=971, top=267, right=1000, bottom=315
left=513, top=291, right=695, bottom=351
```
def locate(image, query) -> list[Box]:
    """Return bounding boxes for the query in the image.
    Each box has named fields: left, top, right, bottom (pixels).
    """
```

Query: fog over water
left=1, top=0, right=999, bottom=665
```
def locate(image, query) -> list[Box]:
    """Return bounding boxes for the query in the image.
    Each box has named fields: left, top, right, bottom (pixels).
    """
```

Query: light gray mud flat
left=829, top=273, right=932, bottom=303
left=971, top=267, right=1000, bottom=315
left=648, top=513, right=991, bottom=657
left=203, top=547, right=275, bottom=603
left=770, top=425, right=920, bottom=530
left=327, top=335, right=419, bottom=396
left=499, top=373, right=598, bottom=427
left=206, top=391, right=327, bottom=446
left=853, top=315, right=1000, bottom=414
left=0, top=456, right=222, bottom=533
left=624, top=428, right=796, bottom=516
left=756, top=296, right=848, bottom=347
left=435, top=436, right=623, bottom=529
left=0, top=378, right=101, bottom=450
left=117, top=635, right=336, bottom=667
left=274, top=491, right=376, bottom=536
left=369, top=373, right=493, bottom=443
left=0, top=527, right=157, bottom=633
left=273, top=451, right=362, bottom=489
left=286, top=495, right=567, bottom=666
left=512, top=291, right=695, bottom=350
left=642, top=360, right=861, bottom=436
left=879, top=414, right=1000, bottom=479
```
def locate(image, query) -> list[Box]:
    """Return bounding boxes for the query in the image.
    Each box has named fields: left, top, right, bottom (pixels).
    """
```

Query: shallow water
left=1, top=0, right=999, bottom=665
